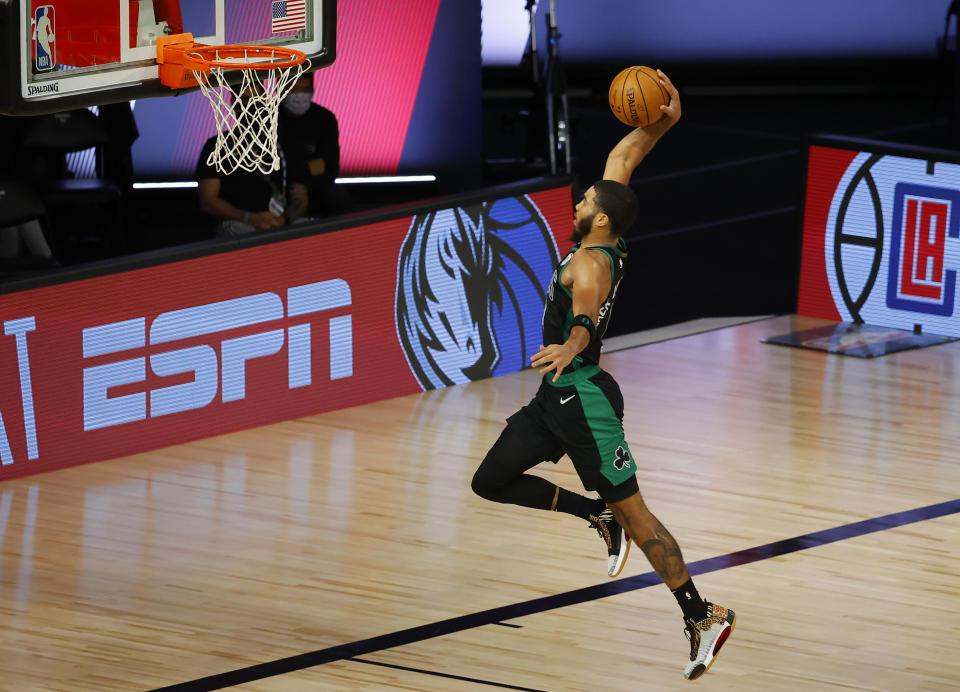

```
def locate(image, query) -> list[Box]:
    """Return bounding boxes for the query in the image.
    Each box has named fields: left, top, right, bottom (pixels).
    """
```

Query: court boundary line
left=150, top=498, right=960, bottom=691
left=601, top=314, right=777, bottom=353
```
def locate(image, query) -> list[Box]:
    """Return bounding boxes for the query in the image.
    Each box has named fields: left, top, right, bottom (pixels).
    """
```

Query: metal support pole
left=525, top=0, right=539, bottom=84
left=543, top=0, right=571, bottom=175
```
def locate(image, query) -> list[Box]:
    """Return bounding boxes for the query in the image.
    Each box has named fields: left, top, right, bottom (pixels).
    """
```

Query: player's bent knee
left=470, top=467, right=492, bottom=499
left=471, top=454, right=503, bottom=500
left=472, top=433, right=519, bottom=500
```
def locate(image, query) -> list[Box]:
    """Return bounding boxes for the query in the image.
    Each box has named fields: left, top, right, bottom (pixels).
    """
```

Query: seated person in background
left=0, top=218, right=55, bottom=267
left=197, top=90, right=310, bottom=238
left=0, top=115, right=56, bottom=268
left=278, top=74, right=348, bottom=218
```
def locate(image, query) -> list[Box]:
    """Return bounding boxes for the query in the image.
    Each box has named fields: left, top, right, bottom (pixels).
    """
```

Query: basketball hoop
left=157, top=33, right=309, bottom=175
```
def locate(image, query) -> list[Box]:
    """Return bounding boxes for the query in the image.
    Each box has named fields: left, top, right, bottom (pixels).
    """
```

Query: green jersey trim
left=573, top=376, right=635, bottom=486
left=544, top=364, right=601, bottom=387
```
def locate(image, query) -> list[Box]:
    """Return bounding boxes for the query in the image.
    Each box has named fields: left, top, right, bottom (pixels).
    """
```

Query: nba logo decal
left=33, top=5, right=56, bottom=72
left=886, top=184, right=960, bottom=316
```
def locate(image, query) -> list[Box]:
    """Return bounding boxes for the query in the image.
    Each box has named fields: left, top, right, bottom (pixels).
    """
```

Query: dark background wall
left=6, top=1, right=960, bottom=342
left=480, top=1, right=960, bottom=336
left=501, top=0, right=946, bottom=64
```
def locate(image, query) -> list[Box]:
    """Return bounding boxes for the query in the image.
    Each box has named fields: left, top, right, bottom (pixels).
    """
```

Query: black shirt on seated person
left=195, top=136, right=309, bottom=215
left=278, top=104, right=339, bottom=198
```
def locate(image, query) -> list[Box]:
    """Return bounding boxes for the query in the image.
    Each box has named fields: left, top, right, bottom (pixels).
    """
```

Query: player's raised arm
left=603, top=69, right=682, bottom=185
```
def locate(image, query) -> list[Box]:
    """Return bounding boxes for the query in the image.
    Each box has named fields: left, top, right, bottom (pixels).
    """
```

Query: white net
left=193, top=50, right=309, bottom=175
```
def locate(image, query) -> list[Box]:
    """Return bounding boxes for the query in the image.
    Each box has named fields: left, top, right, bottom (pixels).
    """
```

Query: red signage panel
left=0, top=185, right=573, bottom=480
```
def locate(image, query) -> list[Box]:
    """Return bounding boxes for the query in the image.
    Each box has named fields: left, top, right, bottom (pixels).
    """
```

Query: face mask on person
left=283, top=93, right=313, bottom=116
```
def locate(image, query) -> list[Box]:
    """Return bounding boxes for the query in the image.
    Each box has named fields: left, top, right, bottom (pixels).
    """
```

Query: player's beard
left=571, top=211, right=595, bottom=242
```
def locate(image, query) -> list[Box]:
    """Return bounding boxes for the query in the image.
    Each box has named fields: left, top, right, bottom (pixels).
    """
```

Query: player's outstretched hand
left=657, top=69, right=681, bottom=127
left=532, top=343, right=576, bottom=382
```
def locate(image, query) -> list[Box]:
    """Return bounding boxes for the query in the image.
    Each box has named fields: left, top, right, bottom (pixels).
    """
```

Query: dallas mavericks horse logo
left=396, top=195, right=560, bottom=390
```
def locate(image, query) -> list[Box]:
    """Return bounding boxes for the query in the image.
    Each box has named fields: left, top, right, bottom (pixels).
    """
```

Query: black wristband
left=571, top=314, right=597, bottom=343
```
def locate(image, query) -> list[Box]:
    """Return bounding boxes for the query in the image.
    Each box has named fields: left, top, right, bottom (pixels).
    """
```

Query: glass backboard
left=0, top=0, right=335, bottom=115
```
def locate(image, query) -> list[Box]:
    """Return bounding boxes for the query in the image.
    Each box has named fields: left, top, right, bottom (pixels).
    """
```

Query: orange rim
left=186, top=44, right=308, bottom=72
left=157, top=35, right=307, bottom=81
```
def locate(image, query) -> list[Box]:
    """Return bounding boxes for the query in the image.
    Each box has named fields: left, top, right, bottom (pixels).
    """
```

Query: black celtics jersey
left=541, top=238, right=627, bottom=371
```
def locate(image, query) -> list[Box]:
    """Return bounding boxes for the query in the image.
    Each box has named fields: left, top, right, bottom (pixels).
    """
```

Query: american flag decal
left=271, top=0, right=306, bottom=33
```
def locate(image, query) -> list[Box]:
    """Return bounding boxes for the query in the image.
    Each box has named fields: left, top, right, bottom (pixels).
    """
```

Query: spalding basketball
left=608, top=66, right=668, bottom=128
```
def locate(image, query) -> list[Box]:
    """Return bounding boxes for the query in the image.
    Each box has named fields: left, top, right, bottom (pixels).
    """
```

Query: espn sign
left=82, top=280, right=352, bottom=432
left=0, top=280, right=351, bottom=463
left=798, top=141, right=960, bottom=336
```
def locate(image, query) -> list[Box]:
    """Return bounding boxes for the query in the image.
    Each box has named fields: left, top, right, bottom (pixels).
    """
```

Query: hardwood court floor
left=0, top=315, right=958, bottom=691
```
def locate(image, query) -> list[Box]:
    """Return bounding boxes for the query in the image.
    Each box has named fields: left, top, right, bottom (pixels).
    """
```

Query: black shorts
left=506, top=365, right=638, bottom=502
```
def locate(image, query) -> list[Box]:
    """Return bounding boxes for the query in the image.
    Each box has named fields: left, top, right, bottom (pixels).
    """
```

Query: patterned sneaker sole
left=608, top=535, right=631, bottom=578
left=686, top=612, right=736, bottom=681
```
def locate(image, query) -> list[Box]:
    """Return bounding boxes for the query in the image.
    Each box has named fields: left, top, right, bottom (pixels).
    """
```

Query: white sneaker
left=683, top=603, right=736, bottom=680
left=588, top=508, right=631, bottom=577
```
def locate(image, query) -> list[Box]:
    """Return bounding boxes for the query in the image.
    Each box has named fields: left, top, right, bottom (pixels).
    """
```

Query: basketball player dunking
left=472, top=70, right=735, bottom=680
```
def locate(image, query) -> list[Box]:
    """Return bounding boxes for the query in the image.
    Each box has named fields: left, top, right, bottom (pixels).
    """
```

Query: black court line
left=346, top=658, right=548, bottom=692
left=494, top=621, right=523, bottom=628
left=152, top=498, right=960, bottom=692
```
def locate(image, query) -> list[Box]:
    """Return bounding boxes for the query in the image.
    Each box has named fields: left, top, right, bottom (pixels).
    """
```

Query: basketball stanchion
left=157, top=33, right=310, bottom=175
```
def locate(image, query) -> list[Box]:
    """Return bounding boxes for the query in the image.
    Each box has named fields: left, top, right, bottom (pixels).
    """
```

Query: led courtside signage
left=799, top=141, right=960, bottom=335
left=0, top=185, right=572, bottom=481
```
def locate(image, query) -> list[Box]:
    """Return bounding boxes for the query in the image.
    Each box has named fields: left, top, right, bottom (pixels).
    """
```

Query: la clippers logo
left=886, top=184, right=960, bottom=316
left=32, top=5, right=56, bottom=72
left=82, top=279, right=352, bottom=432
left=825, top=152, right=960, bottom=334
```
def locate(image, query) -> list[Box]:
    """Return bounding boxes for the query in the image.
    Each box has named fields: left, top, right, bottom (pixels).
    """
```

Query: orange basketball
left=608, top=65, right=669, bottom=128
